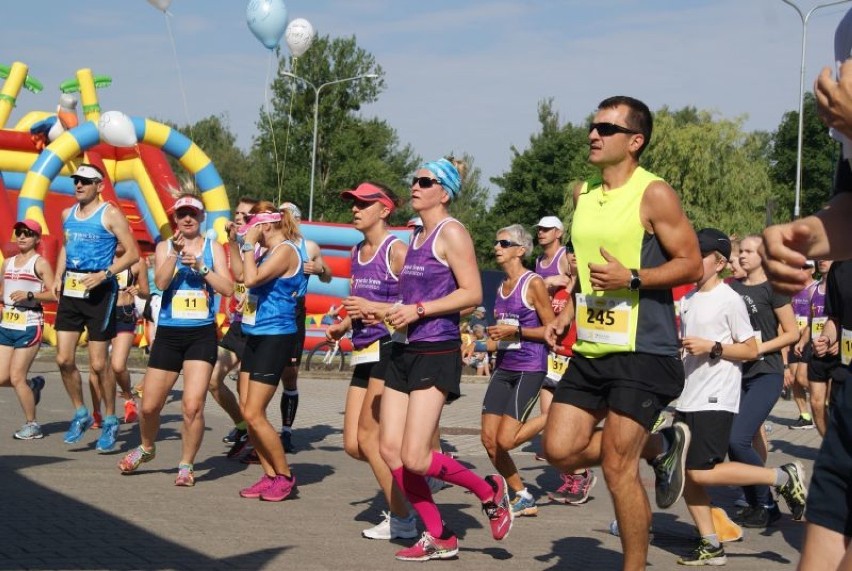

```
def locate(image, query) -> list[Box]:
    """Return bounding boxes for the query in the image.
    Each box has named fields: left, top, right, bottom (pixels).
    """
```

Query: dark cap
left=696, top=228, right=731, bottom=259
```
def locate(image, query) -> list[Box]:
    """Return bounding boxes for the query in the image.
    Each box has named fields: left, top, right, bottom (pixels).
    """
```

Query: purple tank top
left=791, top=281, right=817, bottom=318
left=493, top=271, right=547, bottom=371
left=400, top=218, right=460, bottom=343
left=350, top=235, right=400, bottom=349
left=810, top=281, right=827, bottom=320
left=535, top=247, right=566, bottom=279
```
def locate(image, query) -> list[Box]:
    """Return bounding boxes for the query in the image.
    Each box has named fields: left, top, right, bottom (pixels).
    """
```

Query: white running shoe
left=362, top=511, right=418, bottom=540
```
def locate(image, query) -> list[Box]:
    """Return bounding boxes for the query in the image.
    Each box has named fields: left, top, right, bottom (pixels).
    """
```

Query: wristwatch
left=27, top=291, right=35, bottom=301
left=628, top=269, right=641, bottom=291
left=710, top=341, right=723, bottom=360
left=104, top=269, right=114, bottom=280
left=415, top=302, right=426, bottom=318
left=240, top=242, right=255, bottom=253
left=199, top=265, right=210, bottom=276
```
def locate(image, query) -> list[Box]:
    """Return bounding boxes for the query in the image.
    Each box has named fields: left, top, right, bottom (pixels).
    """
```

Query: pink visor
left=340, top=182, right=396, bottom=211
left=237, top=211, right=282, bottom=236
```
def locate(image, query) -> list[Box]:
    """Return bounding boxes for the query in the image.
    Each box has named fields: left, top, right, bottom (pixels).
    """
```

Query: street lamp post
left=780, top=0, right=852, bottom=218
left=280, top=71, right=378, bottom=221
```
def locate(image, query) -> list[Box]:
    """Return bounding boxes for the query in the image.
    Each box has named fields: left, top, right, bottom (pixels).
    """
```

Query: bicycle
left=305, top=337, right=348, bottom=372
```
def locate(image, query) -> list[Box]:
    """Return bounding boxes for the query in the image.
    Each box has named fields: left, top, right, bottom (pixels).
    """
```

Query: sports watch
left=199, top=265, right=210, bottom=276
left=240, top=242, right=255, bottom=253
left=710, top=341, right=723, bottom=360
left=415, top=302, right=426, bottom=318
left=628, top=269, right=641, bottom=291
left=104, top=269, right=114, bottom=280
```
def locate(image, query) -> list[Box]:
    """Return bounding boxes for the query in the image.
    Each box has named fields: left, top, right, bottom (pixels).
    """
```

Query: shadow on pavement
left=0, top=455, right=286, bottom=570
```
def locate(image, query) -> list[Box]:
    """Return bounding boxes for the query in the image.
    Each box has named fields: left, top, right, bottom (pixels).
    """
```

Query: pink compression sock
left=425, top=451, right=493, bottom=502
left=391, top=466, right=443, bottom=537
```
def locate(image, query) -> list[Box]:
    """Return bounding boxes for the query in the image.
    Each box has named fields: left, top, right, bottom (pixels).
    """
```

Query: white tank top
left=2, top=254, right=44, bottom=327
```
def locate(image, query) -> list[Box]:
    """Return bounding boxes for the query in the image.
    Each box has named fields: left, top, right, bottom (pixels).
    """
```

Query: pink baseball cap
left=14, top=219, right=42, bottom=236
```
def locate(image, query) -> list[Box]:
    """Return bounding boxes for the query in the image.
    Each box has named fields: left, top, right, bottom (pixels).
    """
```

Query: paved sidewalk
left=0, top=353, right=820, bottom=570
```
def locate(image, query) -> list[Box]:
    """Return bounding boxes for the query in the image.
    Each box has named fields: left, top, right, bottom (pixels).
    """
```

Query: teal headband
left=421, top=158, right=461, bottom=200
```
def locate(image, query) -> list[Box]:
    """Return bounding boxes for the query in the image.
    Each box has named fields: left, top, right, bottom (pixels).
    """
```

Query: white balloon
left=146, top=0, right=172, bottom=12
left=285, top=18, right=315, bottom=57
left=98, top=111, right=138, bottom=147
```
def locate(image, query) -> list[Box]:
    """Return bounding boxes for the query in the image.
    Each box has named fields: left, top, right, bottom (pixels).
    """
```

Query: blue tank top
left=242, top=241, right=305, bottom=336
left=400, top=218, right=461, bottom=343
left=63, top=203, right=117, bottom=271
left=158, top=239, right=216, bottom=327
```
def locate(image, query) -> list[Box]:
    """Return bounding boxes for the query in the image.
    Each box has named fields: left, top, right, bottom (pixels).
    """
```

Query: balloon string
left=277, top=56, right=298, bottom=207
left=164, top=11, right=193, bottom=140
left=265, top=49, right=283, bottom=204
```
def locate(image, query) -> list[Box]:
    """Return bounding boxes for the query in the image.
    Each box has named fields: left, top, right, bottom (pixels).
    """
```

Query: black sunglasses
left=411, top=176, right=442, bottom=189
left=15, top=228, right=36, bottom=238
left=589, top=122, right=640, bottom=137
left=72, top=176, right=99, bottom=186
left=494, top=239, right=522, bottom=248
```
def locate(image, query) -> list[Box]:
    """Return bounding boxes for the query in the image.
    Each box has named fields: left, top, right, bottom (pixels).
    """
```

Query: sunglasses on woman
left=494, top=239, right=522, bottom=248
left=411, top=176, right=442, bottom=189
left=588, top=122, right=640, bottom=137
left=15, top=229, right=36, bottom=238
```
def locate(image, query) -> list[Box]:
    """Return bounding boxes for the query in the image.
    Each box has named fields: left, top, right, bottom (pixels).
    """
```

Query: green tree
left=490, top=99, right=593, bottom=238
left=642, top=108, right=776, bottom=236
left=252, top=35, right=417, bottom=220
left=770, top=91, right=839, bottom=218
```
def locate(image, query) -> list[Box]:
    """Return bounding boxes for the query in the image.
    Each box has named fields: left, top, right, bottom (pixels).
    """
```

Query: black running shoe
left=737, top=503, right=782, bottom=528
left=677, top=539, right=726, bottom=566
left=226, top=433, right=250, bottom=459
left=653, top=422, right=691, bottom=509
left=223, top=426, right=247, bottom=444
left=280, top=430, right=295, bottom=453
left=789, top=416, right=814, bottom=430
left=776, top=462, right=807, bottom=520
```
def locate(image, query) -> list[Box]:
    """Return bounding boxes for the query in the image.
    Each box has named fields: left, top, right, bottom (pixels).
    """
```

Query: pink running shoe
left=395, top=532, right=459, bottom=561
left=118, top=445, right=155, bottom=473
left=260, top=474, right=296, bottom=502
left=174, top=464, right=195, bottom=487
left=548, top=470, right=597, bottom=505
left=240, top=474, right=274, bottom=499
left=482, top=474, right=513, bottom=541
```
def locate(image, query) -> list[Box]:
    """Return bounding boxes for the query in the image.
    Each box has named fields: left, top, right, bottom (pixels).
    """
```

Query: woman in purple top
left=788, top=264, right=818, bottom=429
left=381, top=158, right=512, bottom=561
left=481, top=224, right=555, bottom=518
left=327, top=182, right=418, bottom=540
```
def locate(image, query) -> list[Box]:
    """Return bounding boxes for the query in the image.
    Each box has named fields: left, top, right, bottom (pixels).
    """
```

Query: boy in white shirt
left=670, top=228, right=808, bottom=566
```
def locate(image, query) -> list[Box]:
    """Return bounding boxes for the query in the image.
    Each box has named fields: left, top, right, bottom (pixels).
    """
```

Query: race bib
left=796, top=316, right=808, bottom=331
left=63, top=271, right=88, bottom=299
left=575, top=294, right=631, bottom=346
left=242, top=294, right=258, bottom=326
left=546, top=351, right=570, bottom=382
left=496, top=317, right=521, bottom=351
left=171, top=290, right=208, bottom=320
left=842, top=328, right=852, bottom=366
left=811, top=316, right=828, bottom=338
left=351, top=339, right=381, bottom=366
left=234, top=282, right=247, bottom=303
left=1, top=307, right=26, bottom=331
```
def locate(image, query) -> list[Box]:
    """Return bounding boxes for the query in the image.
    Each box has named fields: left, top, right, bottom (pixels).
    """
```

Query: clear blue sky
left=2, top=1, right=848, bottom=195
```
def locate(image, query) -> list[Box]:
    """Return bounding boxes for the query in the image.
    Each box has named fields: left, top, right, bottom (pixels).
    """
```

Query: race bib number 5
left=575, top=294, right=631, bottom=346
left=63, top=271, right=88, bottom=299
left=171, top=290, right=209, bottom=320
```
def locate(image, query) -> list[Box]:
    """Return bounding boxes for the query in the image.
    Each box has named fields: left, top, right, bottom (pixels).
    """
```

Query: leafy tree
left=252, top=35, right=417, bottom=220
left=769, top=91, right=839, bottom=218
left=444, top=154, right=494, bottom=268
left=641, top=107, right=776, bottom=236
left=490, top=99, right=593, bottom=241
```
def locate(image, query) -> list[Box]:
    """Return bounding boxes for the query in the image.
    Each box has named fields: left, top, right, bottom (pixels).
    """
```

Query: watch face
left=416, top=305, right=425, bottom=315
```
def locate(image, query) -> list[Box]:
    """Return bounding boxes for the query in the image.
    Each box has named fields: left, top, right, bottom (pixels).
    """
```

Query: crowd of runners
left=4, top=24, right=852, bottom=571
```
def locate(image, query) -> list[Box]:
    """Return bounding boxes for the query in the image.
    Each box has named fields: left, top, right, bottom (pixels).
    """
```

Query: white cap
left=172, top=196, right=204, bottom=213
left=72, top=165, right=104, bottom=180
left=407, top=216, right=423, bottom=228
left=278, top=202, right=302, bottom=220
left=536, top=215, right=564, bottom=231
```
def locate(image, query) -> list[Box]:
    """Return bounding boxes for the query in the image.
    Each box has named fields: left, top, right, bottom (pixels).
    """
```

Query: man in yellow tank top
left=542, top=96, right=702, bottom=571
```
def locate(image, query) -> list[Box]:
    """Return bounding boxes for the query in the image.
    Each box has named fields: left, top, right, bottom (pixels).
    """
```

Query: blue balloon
left=246, top=0, right=288, bottom=50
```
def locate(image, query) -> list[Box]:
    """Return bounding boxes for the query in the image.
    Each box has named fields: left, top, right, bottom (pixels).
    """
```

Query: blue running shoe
left=96, top=416, right=120, bottom=452
left=64, top=411, right=94, bottom=444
